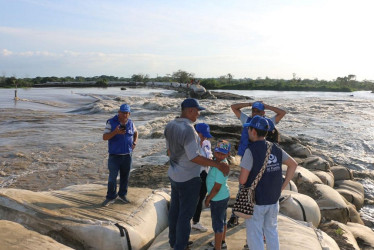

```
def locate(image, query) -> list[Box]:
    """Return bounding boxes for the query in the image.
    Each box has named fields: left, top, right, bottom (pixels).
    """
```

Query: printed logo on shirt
left=267, top=154, right=281, bottom=172
left=268, top=154, right=277, bottom=164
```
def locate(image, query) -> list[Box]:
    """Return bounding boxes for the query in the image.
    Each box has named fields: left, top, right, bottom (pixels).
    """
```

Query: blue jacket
left=245, top=140, right=283, bottom=205
left=107, top=115, right=135, bottom=154
left=237, top=116, right=252, bottom=156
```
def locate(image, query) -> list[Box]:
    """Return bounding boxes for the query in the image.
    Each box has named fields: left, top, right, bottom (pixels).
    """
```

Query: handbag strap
left=249, top=141, right=273, bottom=191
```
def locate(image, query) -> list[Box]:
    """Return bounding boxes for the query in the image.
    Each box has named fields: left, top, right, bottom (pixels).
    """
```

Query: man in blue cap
left=228, top=101, right=286, bottom=228
left=164, top=98, right=230, bottom=250
left=102, top=103, right=138, bottom=206
left=239, top=115, right=297, bottom=250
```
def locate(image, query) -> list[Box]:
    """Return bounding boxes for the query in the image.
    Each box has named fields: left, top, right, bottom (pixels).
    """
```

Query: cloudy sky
left=1, top=0, right=373, bottom=80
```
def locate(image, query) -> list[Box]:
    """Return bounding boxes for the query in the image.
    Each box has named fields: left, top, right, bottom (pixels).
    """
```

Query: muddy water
left=0, top=87, right=374, bottom=221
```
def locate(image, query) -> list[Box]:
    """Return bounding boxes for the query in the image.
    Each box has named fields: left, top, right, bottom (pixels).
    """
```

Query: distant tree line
left=1, top=70, right=374, bottom=92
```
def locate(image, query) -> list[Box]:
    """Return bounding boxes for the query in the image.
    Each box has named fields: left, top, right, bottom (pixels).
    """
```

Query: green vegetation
left=1, top=71, right=374, bottom=92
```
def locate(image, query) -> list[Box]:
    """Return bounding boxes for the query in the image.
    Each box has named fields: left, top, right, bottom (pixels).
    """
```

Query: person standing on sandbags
left=164, top=98, right=229, bottom=250
left=228, top=101, right=286, bottom=228
left=102, top=104, right=138, bottom=207
left=239, top=116, right=297, bottom=250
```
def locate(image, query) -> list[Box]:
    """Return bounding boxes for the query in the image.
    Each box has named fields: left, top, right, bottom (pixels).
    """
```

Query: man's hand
left=115, top=125, right=126, bottom=135
left=218, top=162, right=230, bottom=176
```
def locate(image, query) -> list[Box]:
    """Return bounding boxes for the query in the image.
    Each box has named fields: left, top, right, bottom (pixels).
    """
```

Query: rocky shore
left=1, top=122, right=373, bottom=249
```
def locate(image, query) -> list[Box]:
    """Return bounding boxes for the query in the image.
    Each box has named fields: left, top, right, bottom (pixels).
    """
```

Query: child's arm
left=205, top=182, right=222, bottom=207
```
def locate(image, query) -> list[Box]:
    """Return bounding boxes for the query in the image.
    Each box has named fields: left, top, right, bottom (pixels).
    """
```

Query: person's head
left=265, top=118, right=279, bottom=143
left=244, top=115, right=269, bottom=141
left=118, top=104, right=131, bottom=122
left=251, top=101, right=265, bottom=117
left=214, top=139, right=231, bottom=161
left=180, top=98, right=205, bottom=122
left=195, top=123, right=212, bottom=141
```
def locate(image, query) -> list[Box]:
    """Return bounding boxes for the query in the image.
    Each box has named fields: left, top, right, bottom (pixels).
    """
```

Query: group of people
left=101, top=98, right=297, bottom=250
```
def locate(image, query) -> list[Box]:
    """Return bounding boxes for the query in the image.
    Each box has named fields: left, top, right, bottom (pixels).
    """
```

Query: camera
left=119, top=124, right=126, bottom=130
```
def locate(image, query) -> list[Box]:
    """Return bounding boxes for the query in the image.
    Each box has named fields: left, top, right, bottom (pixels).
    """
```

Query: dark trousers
left=106, top=154, right=132, bottom=200
left=168, top=177, right=201, bottom=250
left=193, top=171, right=208, bottom=223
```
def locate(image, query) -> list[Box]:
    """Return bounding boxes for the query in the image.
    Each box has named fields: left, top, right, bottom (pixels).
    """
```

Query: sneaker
left=209, top=240, right=227, bottom=249
left=118, top=196, right=130, bottom=204
left=102, top=198, right=115, bottom=207
left=192, top=222, right=208, bottom=232
left=227, top=216, right=239, bottom=228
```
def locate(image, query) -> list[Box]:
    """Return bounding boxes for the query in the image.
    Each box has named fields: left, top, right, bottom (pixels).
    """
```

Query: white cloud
left=1, top=49, right=13, bottom=56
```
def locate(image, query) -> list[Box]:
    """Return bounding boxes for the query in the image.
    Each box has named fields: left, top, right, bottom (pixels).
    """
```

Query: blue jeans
left=210, top=197, right=229, bottom=233
left=168, top=177, right=201, bottom=250
left=106, top=154, right=132, bottom=200
left=245, top=202, right=279, bottom=250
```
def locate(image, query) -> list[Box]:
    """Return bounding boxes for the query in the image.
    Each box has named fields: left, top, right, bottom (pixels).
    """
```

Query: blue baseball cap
left=195, top=123, right=213, bottom=138
left=265, top=118, right=275, bottom=132
left=244, top=115, right=269, bottom=131
left=119, top=104, right=131, bottom=112
left=252, top=101, right=265, bottom=111
left=181, top=98, right=205, bottom=110
left=215, top=140, right=231, bottom=154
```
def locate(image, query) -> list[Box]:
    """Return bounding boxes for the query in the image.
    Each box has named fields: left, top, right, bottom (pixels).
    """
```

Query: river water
left=0, top=87, right=374, bottom=221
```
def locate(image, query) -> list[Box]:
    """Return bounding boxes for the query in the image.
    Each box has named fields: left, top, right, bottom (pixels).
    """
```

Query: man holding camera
left=102, top=104, right=138, bottom=206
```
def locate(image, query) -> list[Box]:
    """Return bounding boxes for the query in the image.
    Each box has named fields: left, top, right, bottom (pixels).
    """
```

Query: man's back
left=164, top=117, right=200, bottom=182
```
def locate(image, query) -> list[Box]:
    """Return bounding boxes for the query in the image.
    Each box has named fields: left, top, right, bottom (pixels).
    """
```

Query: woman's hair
left=266, top=127, right=280, bottom=143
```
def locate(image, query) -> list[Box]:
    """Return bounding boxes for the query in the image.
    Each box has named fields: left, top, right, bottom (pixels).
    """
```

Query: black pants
left=193, top=170, right=208, bottom=223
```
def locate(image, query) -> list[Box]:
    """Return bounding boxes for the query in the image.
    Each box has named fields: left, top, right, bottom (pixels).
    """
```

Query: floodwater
left=0, top=87, right=374, bottom=222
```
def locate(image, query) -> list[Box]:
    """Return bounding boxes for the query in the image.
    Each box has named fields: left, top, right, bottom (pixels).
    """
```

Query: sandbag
left=283, top=165, right=322, bottom=186
left=282, top=176, right=298, bottom=192
left=0, top=185, right=170, bottom=250
left=331, top=165, right=353, bottom=181
left=279, top=190, right=321, bottom=227
left=319, top=221, right=360, bottom=250
left=335, top=180, right=365, bottom=210
left=314, top=184, right=349, bottom=224
left=346, top=222, right=374, bottom=249
left=278, top=215, right=339, bottom=250
left=313, top=170, right=334, bottom=187
left=0, top=220, right=73, bottom=249
left=302, top=156, right=331, bottom=171
left=340, top=191, right=364, bottom=225
left=286, top=143, right=312, bottom=158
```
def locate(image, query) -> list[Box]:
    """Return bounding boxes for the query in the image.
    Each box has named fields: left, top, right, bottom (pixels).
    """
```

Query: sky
left=1, top=0, right=374, bottom=81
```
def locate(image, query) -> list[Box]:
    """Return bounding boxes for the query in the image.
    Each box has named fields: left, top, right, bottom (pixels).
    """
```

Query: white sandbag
left=170, top=82, right=180, bottom=88
left=313, top=170, right=334, bottom=187
left=0, top=220, right=73, bottom=249
left=314, top=184, right=349, bottom=224
left=334, top=180, right=365, bottom=210
left=180, top=83, right=188, bottom=88
left=331, top=165, right=353, bottom=181
left=149, top=211, right=339, bottom=250
left=302, top=156, right=331, bottom=171
left=279, top=190, right=321, bottom=227
left=346, top=222, right=374, bottom=249
left=278, top=215, right=340, bottom=250
left=282, top=177, right=298, bottom=192
left=319, top=221, right=360, bottom=250
left=340, top=191, right=364, bottom=225
left=285, top=165, right=323, bottom=187
left=286, top=143, right=312, bottom=158
left=0, top=185, right=170, bottom=250
left=190, top=84, right=206, bottom=93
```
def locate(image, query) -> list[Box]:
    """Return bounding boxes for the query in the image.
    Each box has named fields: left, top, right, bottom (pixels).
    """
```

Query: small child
left=205, top=140, right=231, bottom=250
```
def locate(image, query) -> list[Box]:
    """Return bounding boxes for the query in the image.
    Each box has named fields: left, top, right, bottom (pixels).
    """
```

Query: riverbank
left=1, top=124, right=373, bottom=249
